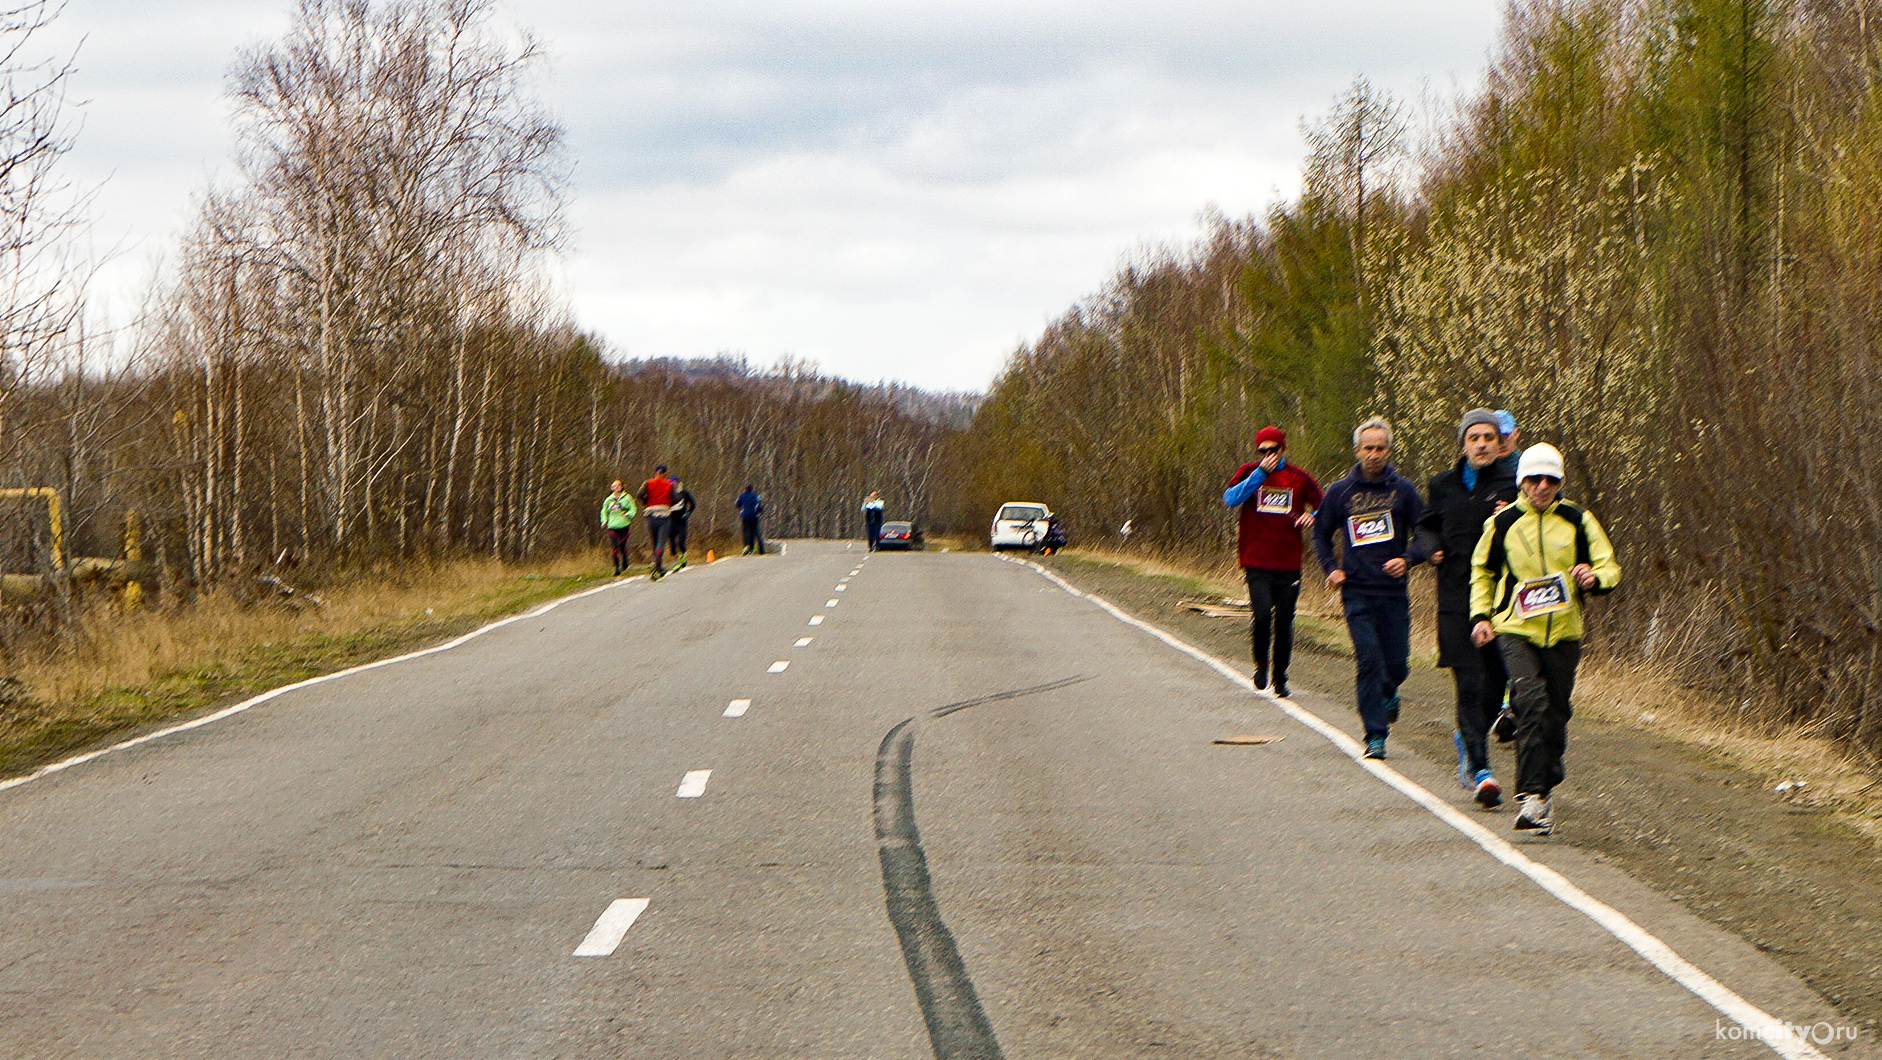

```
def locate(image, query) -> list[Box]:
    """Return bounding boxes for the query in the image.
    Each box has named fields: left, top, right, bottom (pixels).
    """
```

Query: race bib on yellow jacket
left=1513, top=572, right=1572, bottom=619
left=1347, top=511, right=1394, bottom=547
left=1256, top=486, right=1293, bottom=515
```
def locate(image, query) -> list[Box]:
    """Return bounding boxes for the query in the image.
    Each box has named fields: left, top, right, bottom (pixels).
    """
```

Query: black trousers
left=741, top=517, right=765, bottom=554
left=1243, top=567, right=1301, bottom=680
left=646, top=516, right=672, bottom=562
left=606, top=527, right=631, bottom=571
left=671, top=517, right=690, bottom=554
left=1498, top=636, right=1581, bottom=797
left=865, top=510, right=883, bottom=550
left=1438, top=611, right=1509, bottom=776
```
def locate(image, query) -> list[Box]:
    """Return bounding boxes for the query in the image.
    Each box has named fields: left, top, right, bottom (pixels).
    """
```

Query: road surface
left=0, top=542, right=1863, bottom=1058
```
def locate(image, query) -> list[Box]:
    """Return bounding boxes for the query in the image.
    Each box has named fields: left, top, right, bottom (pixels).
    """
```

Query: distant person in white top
left=862, top=491, right=885, bottom=551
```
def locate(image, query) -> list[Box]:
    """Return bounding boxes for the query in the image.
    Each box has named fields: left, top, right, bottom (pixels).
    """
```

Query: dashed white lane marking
left=795, top=637, right=813, bottom=647
left=676, top=770, right=712, bottom=798
left=1006, top=556, right=1831, bottom=1060
left=768, top=661, right=790, bottom=673
left=724, top=699, right=751, bottom=718
left=849, top=570, right=860, bottom=576
left=573, top=898, right=649, bottom=957
left=0, top=575, right=645, bottom=798
left=809, top=615, right=825, bottom=626
left=835, top=584, right=846, bottom=591
left=826, top=599, right=839, bottom=608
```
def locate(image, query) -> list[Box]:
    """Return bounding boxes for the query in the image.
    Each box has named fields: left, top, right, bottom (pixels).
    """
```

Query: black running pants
left=1242, top=567, right=1301, bottom=681
left=1498, top=636, right=1580, bottom=797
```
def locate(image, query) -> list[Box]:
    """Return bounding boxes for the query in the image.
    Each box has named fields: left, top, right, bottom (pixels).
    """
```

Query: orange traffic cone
left=706, top=549, right=715, bottom=563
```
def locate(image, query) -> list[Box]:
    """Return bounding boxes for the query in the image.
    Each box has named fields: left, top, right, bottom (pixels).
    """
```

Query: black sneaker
left=1385, top=694, right=1400, bottom=725
left=1273, top=676, right=1289, bottom=699
left=1253, top=664, right=1269, bottom=691
left=1491, top=707, right=1517, bottom=743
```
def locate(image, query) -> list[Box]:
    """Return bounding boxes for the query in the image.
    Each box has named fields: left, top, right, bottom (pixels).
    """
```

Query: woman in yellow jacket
left=1468, top=444, right=1620, bottom=835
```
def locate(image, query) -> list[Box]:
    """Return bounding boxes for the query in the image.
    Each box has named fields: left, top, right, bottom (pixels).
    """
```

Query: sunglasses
left=1257, top=446, right=1281, bottom=455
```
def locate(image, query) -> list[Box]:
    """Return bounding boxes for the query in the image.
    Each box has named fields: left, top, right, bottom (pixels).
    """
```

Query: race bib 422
left=1256, top=487, right=1293, bottom=515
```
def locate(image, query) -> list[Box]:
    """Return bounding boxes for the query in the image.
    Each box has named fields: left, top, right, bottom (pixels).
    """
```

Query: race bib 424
left=1347, top=511, right=1394, bottom=547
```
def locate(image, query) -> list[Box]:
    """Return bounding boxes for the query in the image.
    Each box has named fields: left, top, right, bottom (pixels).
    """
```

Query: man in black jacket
left=1412, top=408, right=1519, bottom=808
left=670, top=478, right=697, bottom=570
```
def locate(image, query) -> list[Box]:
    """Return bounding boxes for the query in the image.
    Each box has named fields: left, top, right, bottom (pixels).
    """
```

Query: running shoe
left=1513, top=794, right=1552, bottom=834
left=1254, top=664, right=1269, bottom=692
left=1363, top=736, right=1387, bottom=760
left=1385, top=694, right=1400, bottom=725
left=1491, top=707, right=1516, bottom=743
left=1473, top=770, right=1503, bottom=809
left=1272, top=677, right=1289, bottom=699
left=1454, top=732, right=1471, bottom=789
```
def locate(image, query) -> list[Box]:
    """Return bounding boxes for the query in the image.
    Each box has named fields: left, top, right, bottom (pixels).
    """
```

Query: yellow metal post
left=123, top=508, right=143, bottom=610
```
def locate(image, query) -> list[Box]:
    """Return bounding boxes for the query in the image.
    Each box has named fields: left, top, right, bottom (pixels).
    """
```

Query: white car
left=989, top=502, right=1052, bottom=550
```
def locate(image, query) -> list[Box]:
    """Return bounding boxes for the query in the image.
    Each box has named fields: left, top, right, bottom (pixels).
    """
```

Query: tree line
left=950, top=0, right=1882, bottom=759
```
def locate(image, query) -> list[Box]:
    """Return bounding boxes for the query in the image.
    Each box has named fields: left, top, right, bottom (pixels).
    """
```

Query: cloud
left=49, top=0, right=1506, bottom=391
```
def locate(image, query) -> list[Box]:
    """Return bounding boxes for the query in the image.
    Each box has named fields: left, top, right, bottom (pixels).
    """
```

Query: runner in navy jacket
left=1313, top=417, right=1424, bottom=759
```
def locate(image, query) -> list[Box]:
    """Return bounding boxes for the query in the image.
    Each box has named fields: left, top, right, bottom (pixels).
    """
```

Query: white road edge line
left=795, top=637, right=814, bottom=647
left=1005, top=555, right=1830, bottom=1060
left=676, top=769, right=711, bottom=798
left=724, top=699, right=751, bottom=718
left=573, top=898, right=649, bottom=957
left=0, top=575, right=646, bottom=798
left=809, top=615, right=825, bottom=626
left=768, top=661, right=790, bottom=673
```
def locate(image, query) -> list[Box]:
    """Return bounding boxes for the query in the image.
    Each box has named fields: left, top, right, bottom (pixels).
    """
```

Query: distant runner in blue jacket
left=1314, top=416, right=1424, bottom=760
left=736, top=485, right=765, bottom=555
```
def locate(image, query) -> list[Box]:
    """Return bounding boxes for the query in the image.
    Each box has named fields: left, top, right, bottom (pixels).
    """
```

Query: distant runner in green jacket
left=1469, top=444, right=1620, bottom=836
left=601, top=480, right=638, bottom=576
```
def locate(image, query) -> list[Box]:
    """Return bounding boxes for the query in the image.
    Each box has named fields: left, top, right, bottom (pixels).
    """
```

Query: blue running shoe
left=1385, top=694, right=1401, bottom=725
left=1454, top=732, right=1471, bottom=789
left=1473, top=769, right=1503, bottom=809
left=1364, top=736, right=1387, bottom=760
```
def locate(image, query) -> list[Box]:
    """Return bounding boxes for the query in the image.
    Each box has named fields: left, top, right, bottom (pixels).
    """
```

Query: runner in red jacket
left=1223, top=426, right=1323, bottom=697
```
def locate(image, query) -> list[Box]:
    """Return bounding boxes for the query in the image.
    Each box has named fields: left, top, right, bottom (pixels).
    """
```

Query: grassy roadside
left=0, top=554, right=626, bottom=779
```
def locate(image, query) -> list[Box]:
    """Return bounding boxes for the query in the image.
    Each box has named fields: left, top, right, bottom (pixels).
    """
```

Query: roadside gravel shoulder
left=1036, top=550, right=1882, bottom=1042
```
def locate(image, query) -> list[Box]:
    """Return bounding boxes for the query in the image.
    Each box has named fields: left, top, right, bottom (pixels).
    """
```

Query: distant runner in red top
left=638, top=464, right=677, bottom=580
left=1222, top=426, right=1324, bottom=698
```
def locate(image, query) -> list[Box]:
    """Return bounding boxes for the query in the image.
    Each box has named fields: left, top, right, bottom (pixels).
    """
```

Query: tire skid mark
left=873, top=676, right=1089, bottom=1060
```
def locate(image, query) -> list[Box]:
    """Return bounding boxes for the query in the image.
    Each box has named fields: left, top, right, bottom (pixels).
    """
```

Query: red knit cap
left=1255, top=426, right=1286, bottom=449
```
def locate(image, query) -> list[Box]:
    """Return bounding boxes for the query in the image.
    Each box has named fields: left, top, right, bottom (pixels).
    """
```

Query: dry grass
left=1058, top=545, right=1882, bottom=851
left=0, top=552, right=613, bottom=776
left=1574, top=663, right=1882, bottom=848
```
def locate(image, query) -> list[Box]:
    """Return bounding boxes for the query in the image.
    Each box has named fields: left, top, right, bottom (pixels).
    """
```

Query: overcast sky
left=51, top=0, right=1507, bottom=392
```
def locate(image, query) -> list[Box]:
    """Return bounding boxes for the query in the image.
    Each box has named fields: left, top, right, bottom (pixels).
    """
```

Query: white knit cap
left=1517, top=443, right=1565, bottom=481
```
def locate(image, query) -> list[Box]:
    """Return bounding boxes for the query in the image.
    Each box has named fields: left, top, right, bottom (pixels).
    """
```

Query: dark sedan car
left=876, top=521, right=923, bottom=550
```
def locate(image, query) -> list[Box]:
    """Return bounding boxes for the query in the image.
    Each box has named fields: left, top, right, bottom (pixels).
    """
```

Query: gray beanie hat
left=1457, top=407, right=1500, bottom=444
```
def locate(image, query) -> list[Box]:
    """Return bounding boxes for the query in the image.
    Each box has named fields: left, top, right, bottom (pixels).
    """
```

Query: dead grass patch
left=0, top=552, right=615, bottom=777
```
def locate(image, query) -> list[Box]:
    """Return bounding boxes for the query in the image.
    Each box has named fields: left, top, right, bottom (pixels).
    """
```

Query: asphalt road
left=0, top=542, right=1864, bottom=1058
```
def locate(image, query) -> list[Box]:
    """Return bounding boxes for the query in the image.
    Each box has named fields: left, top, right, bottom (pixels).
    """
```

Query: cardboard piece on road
left=1214, top=734, right=1285, bottom=746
